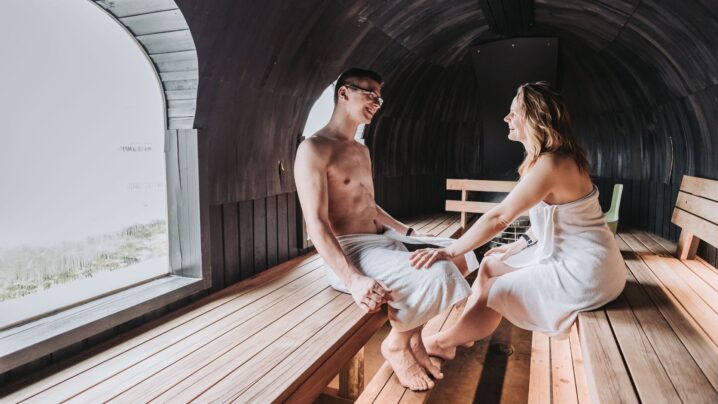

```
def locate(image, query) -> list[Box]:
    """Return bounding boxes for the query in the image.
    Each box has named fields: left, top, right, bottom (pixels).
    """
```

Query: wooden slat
left=2, top=253, right=320, bottom=401
left=680, top=175, right=718, bottom=202
left=135, top=30, right=195, bottom=54
left=119, top=9, right=188, bottom=36
left=62, top=272, right=330, bottom=402
left=528, top=332, right=550, bottom=404
left=167, top=99, right=196, bottom=118
left=672, top=209, right=718, bottom=249
left=142, top=290, right=348, bottom=402
left=266, top=195, right=279, bottom=268
left=622, top=234, right=718, bottom=346
left=278, top=193, right=290, bottom=263
left=149, top=50, right=198, bottom=72
left=238, top=200, right=254, bottom=281
left=578, top=309, right=639, bottom=403
left=94, top=0, right=178, bottom=18
left=186, top=294, right=360, bottom=402
left=675, top=191, right=718, bottom=224
left=550, top=337, right=577, bottom=404
left=446, top=179, right=517, bottom=192
left=284, top=312, right=388, bottom=403
left=253, top=198, right=267, bottom=273
left=222, top=203, right=240, bottom=285
left=446, top=200, right=498, bottom=214
left=603, top=293, right=682, bottom=402
left=568, top=325, right=589, bottom=404
left=616, top=234, right=718, bottom=391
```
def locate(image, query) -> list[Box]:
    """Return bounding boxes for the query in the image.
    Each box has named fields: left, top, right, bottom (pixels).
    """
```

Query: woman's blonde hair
left=515, top=82, right=589, bottom=176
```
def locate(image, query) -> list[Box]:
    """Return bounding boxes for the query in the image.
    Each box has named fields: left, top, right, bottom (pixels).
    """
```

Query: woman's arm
left=445, top=161, right=555, bottom=257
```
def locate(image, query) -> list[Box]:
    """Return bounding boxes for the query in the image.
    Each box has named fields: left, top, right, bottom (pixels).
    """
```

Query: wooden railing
left=445, top=179, right=522, bottom=229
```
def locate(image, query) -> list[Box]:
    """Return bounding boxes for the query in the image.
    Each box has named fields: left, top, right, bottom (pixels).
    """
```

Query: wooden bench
left=365, top=176, right=718, bottom=404
left=357, top=179, right=507, bottom=403
left=572, top=175, right=718, bottom=403
left=0, top=213, right=463, bottom=403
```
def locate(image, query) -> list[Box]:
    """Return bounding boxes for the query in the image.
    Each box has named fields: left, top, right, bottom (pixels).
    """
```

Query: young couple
left=294, top=68, right=625, bottom=391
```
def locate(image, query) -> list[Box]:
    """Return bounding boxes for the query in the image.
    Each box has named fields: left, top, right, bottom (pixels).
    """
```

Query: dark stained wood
left=253, top=198, right=268, bottom=274
left=209, top=205, right=224, bottom=291
left=278, top=193, right=290, bottom=263
left=238, top=200, right=255, bottom=281
left=221, top=204, right=240, bottom=286
left=266, top=195, right=279, bottom=268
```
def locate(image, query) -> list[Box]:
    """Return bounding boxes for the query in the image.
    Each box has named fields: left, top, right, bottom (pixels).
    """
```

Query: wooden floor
left=0, top=213, right=463, bottom=403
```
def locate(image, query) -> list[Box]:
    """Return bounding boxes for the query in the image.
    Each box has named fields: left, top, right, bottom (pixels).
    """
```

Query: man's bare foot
left=410, top=334, right=443, bottom=379
left=381, top=338, right=435, bottom=391
left=424, top=334, right=457, bottom=360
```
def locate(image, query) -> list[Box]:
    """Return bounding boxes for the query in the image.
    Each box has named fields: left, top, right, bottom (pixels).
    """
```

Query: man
left=294, top=68, right=478, bottom=391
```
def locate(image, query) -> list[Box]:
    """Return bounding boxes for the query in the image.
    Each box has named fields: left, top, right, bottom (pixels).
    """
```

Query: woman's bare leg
left=425, top=256, right=518, bottom=359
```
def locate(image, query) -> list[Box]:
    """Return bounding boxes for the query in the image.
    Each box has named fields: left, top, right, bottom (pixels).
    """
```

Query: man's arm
left=294, top=140, right=390, bottom=312
left=375, top=205, right=415, bottom=236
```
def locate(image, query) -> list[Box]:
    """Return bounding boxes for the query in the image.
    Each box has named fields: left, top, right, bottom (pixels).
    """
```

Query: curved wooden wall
left=170, top=0, right=718, bottom=282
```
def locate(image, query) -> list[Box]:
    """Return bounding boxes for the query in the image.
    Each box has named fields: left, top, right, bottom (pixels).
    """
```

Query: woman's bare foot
left=381, top=337, right=435, bottom=391
left=424, top=334, right=457, bottom=360
left=410, top=334, right=444, bottom=379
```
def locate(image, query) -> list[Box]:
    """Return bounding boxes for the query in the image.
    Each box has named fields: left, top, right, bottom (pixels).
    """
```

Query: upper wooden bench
left=0, top=213, right=464, bottom=403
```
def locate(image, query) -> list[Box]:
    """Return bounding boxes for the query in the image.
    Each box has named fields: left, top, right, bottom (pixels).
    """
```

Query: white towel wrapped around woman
left=324, top=229, right=478, bottom=332
left=489, top=185, right=626, bottom=338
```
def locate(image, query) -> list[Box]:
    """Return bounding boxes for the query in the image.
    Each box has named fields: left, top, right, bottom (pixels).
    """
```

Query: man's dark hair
left=334, top=68, right=383, bottom=104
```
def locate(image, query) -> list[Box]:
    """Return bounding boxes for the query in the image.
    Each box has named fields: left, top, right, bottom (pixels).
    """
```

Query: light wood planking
left=603, top=293, right=683, bottom=402
left=679, top=175, right=718, bottom=201
left=2, top=254, right=321, bottom=401
left=550, top=336, right=578, bottom=404
left=568, top=325, right=589, bottom=404
left=528, top=332, right=551, bottom=404
left=578, top=309, right=639, bottom=403
left=616, top=235, right=718, bottom=392
left=446, top=179, right=517, bottom=193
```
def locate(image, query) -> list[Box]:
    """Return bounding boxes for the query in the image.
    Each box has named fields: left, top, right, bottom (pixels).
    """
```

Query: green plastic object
left=605, top=184, right=624, bottom=234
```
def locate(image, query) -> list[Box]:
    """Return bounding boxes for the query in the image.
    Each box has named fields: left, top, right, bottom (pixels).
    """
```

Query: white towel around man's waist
left=324, top=229, right=478, bottom=331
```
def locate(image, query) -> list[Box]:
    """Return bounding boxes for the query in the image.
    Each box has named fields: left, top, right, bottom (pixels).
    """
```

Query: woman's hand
left=409, top=247, right=453, bottom=269
left=484, top=238, right=528, bottom=261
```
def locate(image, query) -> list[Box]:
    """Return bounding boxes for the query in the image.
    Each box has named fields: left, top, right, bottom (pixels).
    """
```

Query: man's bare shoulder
left=296, top=135, right=333, bottom=163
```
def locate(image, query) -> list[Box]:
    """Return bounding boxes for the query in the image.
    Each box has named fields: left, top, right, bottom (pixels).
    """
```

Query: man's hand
left=484, top=238, right=528, bottom=261
left=347, top=274, right=392, bottom=313
left=409, top=247, right=453, bottom=269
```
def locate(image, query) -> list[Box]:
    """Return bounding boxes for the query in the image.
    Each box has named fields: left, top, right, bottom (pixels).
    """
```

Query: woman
left=410, top=82, right=626, bottom=359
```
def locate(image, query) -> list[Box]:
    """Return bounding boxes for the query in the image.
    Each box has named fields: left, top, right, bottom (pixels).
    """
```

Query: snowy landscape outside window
left=0, top=0, right=169, bottom=328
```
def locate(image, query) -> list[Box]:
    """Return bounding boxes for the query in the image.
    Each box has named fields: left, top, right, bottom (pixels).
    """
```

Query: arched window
left=0, top=0, right=169, bottom=326
left=303, top=83, right=366, bottom=142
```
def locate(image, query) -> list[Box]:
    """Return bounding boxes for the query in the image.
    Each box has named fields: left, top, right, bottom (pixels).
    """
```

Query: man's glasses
left=344, top=84, right=384, bottom=106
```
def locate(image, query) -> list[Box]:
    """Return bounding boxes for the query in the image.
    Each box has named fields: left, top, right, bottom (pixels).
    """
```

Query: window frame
left=0, top=0, right=204, bottom=375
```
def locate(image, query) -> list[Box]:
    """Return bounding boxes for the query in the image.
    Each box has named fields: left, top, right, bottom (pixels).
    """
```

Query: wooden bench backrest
left=672, top=175, right=718, bottom=259
left=446, top=179, right=519, bottom=228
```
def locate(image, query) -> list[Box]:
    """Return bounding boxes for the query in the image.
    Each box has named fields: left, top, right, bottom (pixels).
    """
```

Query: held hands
left=409, top=247, right=453, bottom=269
left=347, top=274, right=393, bottom=313
left=484, top=238, right=528, bottom=261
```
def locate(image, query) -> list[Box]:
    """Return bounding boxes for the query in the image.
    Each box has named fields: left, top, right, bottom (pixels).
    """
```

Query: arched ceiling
left=93, top=0, right=198, bottom=130
left=170, top=0, right=717, bottom=204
